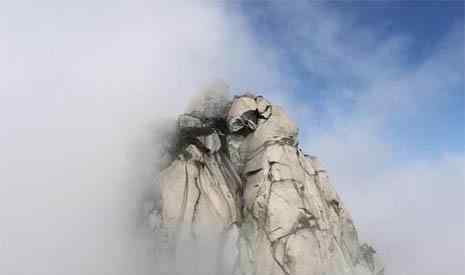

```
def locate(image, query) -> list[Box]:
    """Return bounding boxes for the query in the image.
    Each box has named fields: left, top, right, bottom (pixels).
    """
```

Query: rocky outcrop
left=153, top=90, right=384, bottom=275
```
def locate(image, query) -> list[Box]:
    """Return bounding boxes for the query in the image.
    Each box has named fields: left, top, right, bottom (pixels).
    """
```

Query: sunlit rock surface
left=152, top=90, right=384, bottom=275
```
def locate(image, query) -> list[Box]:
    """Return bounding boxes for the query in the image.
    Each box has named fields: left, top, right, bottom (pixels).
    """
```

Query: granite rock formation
left=153, top=90, right=384, bottom=275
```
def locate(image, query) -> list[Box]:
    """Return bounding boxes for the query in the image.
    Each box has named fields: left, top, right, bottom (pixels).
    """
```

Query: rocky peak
left=151, top=89, right=384, bottom=275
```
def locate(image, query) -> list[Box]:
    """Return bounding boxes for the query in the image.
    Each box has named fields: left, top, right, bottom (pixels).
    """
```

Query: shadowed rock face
left=153, top=91, right=384, bottom=275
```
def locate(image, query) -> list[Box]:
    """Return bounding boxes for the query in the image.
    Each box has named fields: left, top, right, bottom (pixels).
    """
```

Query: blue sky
left=235, top=1, right=464, bottom=159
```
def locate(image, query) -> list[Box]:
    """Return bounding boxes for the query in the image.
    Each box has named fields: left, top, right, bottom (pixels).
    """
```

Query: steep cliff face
left=151, top=90, right=384, bottom=275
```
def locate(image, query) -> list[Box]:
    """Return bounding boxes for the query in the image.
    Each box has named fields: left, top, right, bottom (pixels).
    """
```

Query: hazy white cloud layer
left=0, top=1, right=463, bottom=275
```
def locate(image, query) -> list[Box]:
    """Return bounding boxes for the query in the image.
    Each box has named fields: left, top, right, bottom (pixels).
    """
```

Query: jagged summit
left=151, top=90, right=384, bottom=275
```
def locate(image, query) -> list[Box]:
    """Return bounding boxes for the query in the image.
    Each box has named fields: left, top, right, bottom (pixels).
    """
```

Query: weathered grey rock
left=155, top=92, right=383, bottom=275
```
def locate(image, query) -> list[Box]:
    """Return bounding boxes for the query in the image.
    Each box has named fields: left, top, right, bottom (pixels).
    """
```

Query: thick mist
left=0, top=1, right=285, bottom=274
